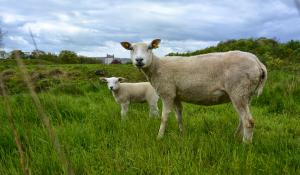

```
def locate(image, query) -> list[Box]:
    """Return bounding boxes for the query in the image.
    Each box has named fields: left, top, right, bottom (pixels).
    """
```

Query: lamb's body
left=111, top=82, right=159, bottom=118
left=142, top=50, right=267, bottom=142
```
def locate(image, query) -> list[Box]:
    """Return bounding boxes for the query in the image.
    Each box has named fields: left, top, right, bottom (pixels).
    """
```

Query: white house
left=88, top=54, right=130, bottom=64
left=0, top=51, right=9, bottom=59
left=104, top=54, right=114, bottom=64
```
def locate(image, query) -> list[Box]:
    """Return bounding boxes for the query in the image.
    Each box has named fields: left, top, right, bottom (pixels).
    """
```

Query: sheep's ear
left=120, top=42, right=133, bottom=50
left=99, top=77, right=107, bottom=83
left=118, top=77, right=126, bottom=82
left=149, top=39, right=161, bottom=49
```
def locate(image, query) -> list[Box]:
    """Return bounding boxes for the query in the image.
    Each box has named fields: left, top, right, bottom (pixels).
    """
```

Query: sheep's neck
left=141, top=55, right=160, bottom=81
left=112, top=88, right=120, bottom=97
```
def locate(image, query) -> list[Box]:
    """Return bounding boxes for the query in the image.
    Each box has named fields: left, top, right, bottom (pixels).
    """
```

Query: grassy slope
left=0, top=62, right=299, bottom=174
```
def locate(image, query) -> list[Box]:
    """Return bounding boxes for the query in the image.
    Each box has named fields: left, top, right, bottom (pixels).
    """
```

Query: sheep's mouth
left=135, top=63, right=145, bottom=68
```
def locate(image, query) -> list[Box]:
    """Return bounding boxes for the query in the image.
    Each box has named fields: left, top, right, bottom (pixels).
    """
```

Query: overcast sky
left=0, top=0, right=300, bottom=57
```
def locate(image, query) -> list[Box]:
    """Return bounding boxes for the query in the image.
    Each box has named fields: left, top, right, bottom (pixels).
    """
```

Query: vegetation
left=7, top=50, right=103, bottom=64
left=168, top=38, right=300, bottom=69
left=0, top=38, right=299, bottom=174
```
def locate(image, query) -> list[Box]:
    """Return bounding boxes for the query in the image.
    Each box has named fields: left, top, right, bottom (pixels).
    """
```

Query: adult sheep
left=120, top=39, right=267, bottom=143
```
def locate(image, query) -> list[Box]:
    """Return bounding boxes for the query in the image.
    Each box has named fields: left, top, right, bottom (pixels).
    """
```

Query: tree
left=58, top=50, right=79, bottom=64
left=9, top=50, right=25, bottom=59
left=31, top=50, right=46, bottom=58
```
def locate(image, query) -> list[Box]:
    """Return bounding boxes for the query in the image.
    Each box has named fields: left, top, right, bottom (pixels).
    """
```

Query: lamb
left=100, top=77, right=159, bottom=118
left=120, top=39, right=267, bottom=143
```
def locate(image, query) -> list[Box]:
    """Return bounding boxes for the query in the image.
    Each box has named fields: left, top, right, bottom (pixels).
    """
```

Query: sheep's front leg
left=157, top=98, right=174, bottom=139
left=120, top=101, right=129, bottom=119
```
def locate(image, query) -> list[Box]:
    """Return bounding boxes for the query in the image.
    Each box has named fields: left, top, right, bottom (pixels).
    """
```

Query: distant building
left=89, top=54, right=130, bottom=64
left=0, top=50, right=9, bottom=59
left=104, top=54, right=114, bottom=64
left=23, top=51, right=31, bottom=59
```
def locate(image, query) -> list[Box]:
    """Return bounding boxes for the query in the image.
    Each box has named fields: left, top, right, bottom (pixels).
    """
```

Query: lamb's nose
left=135, top=58, right=143, bottom=63
left=110, top=86, right=113, bottom=90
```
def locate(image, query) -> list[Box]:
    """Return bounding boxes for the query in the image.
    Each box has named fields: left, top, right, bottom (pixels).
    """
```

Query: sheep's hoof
left=121, top=116, right=128, bottom=121
left=149, top=112, right=159, bottom=118
left=179, top=129, right=184, bottom=136
left=242, top=138, right=252, bottom=144
left=156, top=133, right=164, bottom=140
left=234, top=132, right=243, bottom=141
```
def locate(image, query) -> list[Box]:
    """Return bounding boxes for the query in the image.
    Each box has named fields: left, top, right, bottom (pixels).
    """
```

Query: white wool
left=121, top=40, right=267, bottom=143
left=103, top=77, right=159, bottom=118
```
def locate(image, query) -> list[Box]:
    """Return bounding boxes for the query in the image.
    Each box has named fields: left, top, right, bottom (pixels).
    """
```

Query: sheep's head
left=100, top=77, right=126, bottom=91
left=120, top=39, right=161, bottom=69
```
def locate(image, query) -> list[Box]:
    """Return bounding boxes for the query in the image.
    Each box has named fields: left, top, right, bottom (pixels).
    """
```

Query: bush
left=59, top=50, right=79, bottom=64
left=167, top=38, right=300, bottom=65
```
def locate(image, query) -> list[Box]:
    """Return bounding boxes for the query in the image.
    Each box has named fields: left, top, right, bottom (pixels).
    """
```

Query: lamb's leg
left=174, top=100, right=184, bottom=133
left=120, top=101, right=129, bottom=119
left=157, top=98, right=173, bottom=139
left=230, top=95, right=254, bottom=143
left=149, top=103, right=159, bottom=117
left=148, top=96, right=159, bottom=117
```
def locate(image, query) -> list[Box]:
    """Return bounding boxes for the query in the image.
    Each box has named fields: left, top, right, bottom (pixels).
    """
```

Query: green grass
left=0, top=63, right=299, bottom=174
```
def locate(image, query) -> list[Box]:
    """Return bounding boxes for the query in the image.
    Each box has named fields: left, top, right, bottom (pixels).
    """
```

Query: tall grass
left=0, top=63, right=299, bottom=174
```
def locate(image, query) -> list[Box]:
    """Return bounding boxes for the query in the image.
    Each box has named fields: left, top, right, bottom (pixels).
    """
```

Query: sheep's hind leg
left=230, top=94, right=254, bottom=143
left=235, top=119, right=243, bottom=139
left=174, top=100, right=184, bottom=134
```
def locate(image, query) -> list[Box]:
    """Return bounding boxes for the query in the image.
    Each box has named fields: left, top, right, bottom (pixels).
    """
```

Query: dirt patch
left=67, top=71, right=80, bottom=78
left=48, top=69, right=64, bottom=77
left=31, top=72, right=46, bottom=81
left=95, top=69, right=107, bottom=76
left=1, top=69, right=15, bottom=78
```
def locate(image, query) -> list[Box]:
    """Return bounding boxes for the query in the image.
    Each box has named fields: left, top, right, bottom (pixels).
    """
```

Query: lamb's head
left=120, top=39, right=161, bottom=68
left=100, top=77, right=125, bottom=91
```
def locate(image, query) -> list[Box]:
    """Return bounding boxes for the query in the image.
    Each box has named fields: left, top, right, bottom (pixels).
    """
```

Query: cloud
left=0, top=0, right=299, bottom=57
left=77, top=39, right=218, bottom=58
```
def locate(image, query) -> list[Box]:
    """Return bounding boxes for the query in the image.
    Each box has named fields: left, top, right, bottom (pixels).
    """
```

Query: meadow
left=0, top=60, right=299, bottom=174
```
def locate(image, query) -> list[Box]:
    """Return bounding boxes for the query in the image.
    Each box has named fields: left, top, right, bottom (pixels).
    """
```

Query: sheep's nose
left=135, top=58, right=143, bottom=63
left=110, top=86, right=113, bottom=90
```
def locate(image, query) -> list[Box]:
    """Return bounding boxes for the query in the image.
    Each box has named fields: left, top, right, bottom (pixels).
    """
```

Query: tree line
left=8, top=50, right=103, bottom=64
left=168, top=38, right=300, bottom=69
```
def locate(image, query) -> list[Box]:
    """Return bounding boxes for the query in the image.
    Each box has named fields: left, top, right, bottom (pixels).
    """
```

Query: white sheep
left=120, top=39, right=267, bottom=143
left=100, top=77, right=159, bottom=118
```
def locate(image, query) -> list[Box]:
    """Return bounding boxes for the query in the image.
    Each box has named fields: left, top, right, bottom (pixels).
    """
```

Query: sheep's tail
left=256, top=62, right=267, bottom=96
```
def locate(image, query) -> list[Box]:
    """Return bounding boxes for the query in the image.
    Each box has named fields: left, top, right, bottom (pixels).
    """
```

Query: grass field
left=0, top=61, right=300, bottom=174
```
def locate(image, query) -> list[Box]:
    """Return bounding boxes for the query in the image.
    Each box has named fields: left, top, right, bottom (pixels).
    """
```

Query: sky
left=0, top=0, right=300, bottom=58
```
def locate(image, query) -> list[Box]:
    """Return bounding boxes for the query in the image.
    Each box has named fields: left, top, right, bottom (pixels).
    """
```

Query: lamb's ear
left=149, top=39, right=161, bottom=49
left=99, top=77, right=107, bottom=83
left=120, top=42, right=133, bottom=50
left=118, top=77, right=126, bottom=82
